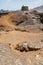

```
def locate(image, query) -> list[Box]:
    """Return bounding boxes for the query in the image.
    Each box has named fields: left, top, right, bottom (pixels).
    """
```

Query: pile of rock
left=15, top=42, right=43, bottom=52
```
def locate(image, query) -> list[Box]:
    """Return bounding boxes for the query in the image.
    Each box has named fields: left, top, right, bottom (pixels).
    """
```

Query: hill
left=33, top=5, right=43, bottom=13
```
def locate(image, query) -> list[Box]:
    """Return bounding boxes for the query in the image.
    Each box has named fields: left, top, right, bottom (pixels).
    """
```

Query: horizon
left=0, top=0, right=43, bottom=10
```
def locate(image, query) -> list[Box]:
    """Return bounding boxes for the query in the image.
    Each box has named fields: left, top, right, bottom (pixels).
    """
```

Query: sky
left=0, top=0, right=43, bottom=10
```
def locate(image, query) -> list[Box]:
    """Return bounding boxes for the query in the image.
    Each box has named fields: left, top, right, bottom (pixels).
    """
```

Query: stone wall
left=21, top=6, right=29, bottom=11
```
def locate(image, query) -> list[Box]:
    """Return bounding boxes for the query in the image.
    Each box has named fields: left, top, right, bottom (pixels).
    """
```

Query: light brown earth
left=0, top=31, right=43, bottom=47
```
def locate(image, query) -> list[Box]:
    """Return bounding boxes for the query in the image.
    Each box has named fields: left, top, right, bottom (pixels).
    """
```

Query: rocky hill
left=33, top=5, right=43, bottom=13
left=0, top=6, right=43, bottom=32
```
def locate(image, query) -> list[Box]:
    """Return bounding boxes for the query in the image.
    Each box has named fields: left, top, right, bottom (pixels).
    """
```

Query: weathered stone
left=15, top=43, right=24, bottom=52
left=28, top=42, right=43, bottom=50
left=16, top=42, right=43, bottom=52
left=22, top=42, right=29, bottom=52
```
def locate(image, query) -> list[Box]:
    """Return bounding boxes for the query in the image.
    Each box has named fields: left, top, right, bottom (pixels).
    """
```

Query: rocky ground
left=0, top=9, right=43, bottom=65
left=0, top=31, right=43, bottom=65
left=0, top=41, right=43, bottom=65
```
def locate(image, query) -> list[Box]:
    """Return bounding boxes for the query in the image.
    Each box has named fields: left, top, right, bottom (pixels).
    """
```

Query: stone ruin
left=21, top=6, right=29, bottom=11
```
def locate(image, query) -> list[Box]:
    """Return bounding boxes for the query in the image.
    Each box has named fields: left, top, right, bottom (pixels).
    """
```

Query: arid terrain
left=0, top=6, right=43, bottom=65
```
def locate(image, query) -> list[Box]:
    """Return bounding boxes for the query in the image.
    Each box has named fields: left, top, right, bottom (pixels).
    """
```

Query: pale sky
left=0, top=0, right=43, bottom=10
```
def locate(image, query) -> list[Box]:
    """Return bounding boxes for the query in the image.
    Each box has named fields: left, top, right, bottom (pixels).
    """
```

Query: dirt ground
left=0, top=30, right=43, bottom=47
